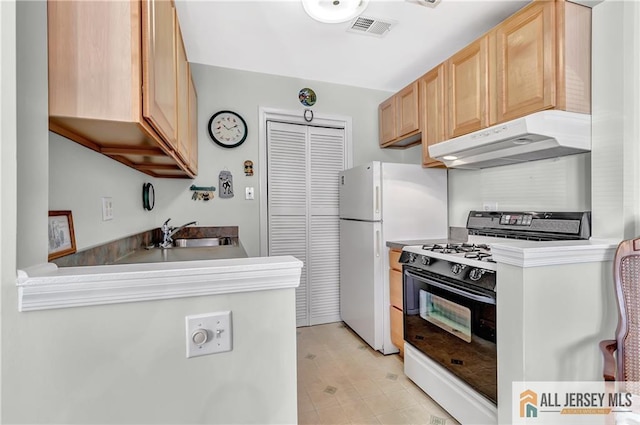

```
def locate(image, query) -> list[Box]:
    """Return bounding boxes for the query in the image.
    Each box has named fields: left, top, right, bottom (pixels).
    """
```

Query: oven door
left=403, top=267, right=497, bottom=404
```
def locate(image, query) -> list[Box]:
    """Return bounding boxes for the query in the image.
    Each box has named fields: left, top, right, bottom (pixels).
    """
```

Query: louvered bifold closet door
left=267, top=121, right=308, bottom=326
left=309, top=127, right=344, bottom=325
left=267, top=120, right=345, bottom=327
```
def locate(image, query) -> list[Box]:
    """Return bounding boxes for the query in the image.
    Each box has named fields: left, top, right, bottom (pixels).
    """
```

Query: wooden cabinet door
left=420, top=64, right=446, bottom=167
left=142, top=0, right=178, bottom=150
left=495, top=0, right=555, bottom=123
left=188, top=74, right=199, bottom=175
left=48, top=1, right=140, bottom=123
left=396, top=81, right=420, bottom=138
left=175, top=15, right=190, bottom=165
left=390, top=306, right=404, bottom=355
left=388, top=249, right=402, bottom=272
left=389, top=269, right=403, bottom=309
left=447, top=36, right=489, bottom=138
left=379, top=97, right=396, bottom=146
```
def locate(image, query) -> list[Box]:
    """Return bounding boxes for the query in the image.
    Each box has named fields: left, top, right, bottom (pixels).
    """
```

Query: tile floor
left=297, top=322, right=460, bottom=425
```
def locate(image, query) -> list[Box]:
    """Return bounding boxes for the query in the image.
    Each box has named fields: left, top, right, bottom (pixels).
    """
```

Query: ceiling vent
left=347, top=16, right=394, bottom=37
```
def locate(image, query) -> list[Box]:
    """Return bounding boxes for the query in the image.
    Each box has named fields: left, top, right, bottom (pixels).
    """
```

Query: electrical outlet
left=101, top=197, right=113, bottom=221
left=483, top=201, right=498, bottom=212
left=185, top=311, right=232, bottom=358
left=245, top=187, right=254, bottom=200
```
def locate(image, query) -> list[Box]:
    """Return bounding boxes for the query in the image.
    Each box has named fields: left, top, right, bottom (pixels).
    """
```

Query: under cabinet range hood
left=429, top=110, right=591, bottom=169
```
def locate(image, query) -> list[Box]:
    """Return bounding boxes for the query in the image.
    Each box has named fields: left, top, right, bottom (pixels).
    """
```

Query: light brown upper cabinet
left=379, top=97, right=396, bottom=146
left=447, top=36, right=490, bottom=139
left=495, top=0, right=591, bottom=123
left=175, top=11, right=191, bottom=166
left=48, top=0, right=197, bottom=178
left=379, top=81, right=421, bottom=148
left=142, top=0, right=178, bottom=151
left=396, top=82, right=420, bottom=139
left=420, top=64, right=447, bottom=167
left=188, top=75, right=199, bottom=175
left=380, top=0, right=590, bottom=156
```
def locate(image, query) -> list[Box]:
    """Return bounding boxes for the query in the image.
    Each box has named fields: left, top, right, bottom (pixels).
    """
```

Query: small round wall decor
left=298, top=88, right=317, bottom=107
left=142, top=182, right=155, bottom=211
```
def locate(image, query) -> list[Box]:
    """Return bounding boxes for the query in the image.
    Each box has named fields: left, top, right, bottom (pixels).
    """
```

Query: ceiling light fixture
left=302, top=0, right=370, bottom=24
left=406, top=0, right=442, bottom=8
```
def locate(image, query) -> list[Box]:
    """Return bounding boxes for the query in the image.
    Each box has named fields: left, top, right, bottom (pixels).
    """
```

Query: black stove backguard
left=466, top=210, right=591, bottom=241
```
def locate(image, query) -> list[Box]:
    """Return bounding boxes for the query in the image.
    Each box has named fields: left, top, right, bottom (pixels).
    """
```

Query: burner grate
left=421, top=243, right=490, bottom=255
left=464, top=252, right=495, bottom=263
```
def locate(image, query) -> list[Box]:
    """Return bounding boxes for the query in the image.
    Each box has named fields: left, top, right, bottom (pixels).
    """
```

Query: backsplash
left=449, top=226, right=468, bottom=242
left=447, top=153, right=591, bottom=227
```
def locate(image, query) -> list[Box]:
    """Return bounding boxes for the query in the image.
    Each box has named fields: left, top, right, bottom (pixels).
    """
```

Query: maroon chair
left=600, top=237, right=640, bottom=383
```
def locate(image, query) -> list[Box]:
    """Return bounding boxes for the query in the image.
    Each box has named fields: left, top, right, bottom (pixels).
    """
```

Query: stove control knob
left=408, top=253, right=417, bottom=263
left=451, top=263, right=467, bottom=275
left=469, top=268, right=485, bottom=281
left=421, top=256, right=431, bottom=266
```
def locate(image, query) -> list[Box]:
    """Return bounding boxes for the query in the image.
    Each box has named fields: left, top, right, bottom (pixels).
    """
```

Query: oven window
left=420, top=290, right=472, bottom=343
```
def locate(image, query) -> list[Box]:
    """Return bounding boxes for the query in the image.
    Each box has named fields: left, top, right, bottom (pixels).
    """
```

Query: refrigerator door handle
left=375, top=230, right=381, bottom=257
left=375, top=186, right=380, bottom=215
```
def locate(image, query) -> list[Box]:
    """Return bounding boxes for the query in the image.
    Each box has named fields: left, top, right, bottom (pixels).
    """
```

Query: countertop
left=491, top=238, right=618, bottom=267
left=114, top=241, right=247, bottom=264
left=52, top=226, right=243, bottom=267
left=386, top=238, right=619, bottom=268
left=386, top=238, right=453, bottom=250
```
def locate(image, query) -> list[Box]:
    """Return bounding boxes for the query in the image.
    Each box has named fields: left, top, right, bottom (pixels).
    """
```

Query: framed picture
left=48, top=211, right=76, bottom=261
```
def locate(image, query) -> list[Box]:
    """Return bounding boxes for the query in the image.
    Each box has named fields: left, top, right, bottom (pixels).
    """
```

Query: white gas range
left=399, top=210, right=591, bottom=425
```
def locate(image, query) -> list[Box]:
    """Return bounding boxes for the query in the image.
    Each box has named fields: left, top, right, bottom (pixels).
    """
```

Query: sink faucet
left=159, top=218, right=197, bottom=248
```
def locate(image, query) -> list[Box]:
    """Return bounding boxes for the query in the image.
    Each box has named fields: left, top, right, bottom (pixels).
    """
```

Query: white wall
left=497, top=260, right=617, bottom=423
left=591, top=0, right=640, bottom=240
left=447, top=153, right=592, bottom=227
left=16, top=0, right=48, bottom=268
left=0, top=0, right=18, bottom=417
left=49, top=133, right=158, bottom=250
left=2, top=289, right=298, bottom=424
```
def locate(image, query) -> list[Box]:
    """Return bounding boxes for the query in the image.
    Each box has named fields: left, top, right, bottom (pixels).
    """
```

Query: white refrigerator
left=339, top=161, right=448, bottom=354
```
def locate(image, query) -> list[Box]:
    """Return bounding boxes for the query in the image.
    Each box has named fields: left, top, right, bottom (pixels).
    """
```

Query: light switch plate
left=185, top=311, right=232, bottom=358
left=245, top=187, right=254, bottom=200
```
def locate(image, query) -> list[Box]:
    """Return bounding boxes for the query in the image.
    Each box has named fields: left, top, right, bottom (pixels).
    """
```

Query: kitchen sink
left=113, top=236, right=245, bottom=264
left=173, top=237, right=234, bottom=248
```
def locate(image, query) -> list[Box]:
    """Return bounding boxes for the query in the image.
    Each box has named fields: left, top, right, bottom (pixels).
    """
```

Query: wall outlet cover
left=482, top=202, right=498, bottom=212
left=101, top=197, right=114, bottom=221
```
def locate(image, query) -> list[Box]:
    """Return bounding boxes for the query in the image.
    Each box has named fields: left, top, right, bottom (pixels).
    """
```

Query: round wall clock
left=207, top=110, right=248, bottom=148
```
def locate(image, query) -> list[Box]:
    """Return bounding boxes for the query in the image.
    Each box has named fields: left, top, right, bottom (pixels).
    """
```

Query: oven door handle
left=404, top=269, right=496, bottom=305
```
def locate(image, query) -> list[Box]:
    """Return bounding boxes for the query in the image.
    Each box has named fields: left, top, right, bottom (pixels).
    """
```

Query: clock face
left=208, top=111, right=248, bottom=148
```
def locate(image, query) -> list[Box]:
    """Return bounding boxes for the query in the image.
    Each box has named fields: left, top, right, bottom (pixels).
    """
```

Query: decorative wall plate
left=298, top=88, right=316, bottom=107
